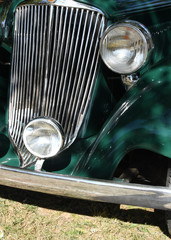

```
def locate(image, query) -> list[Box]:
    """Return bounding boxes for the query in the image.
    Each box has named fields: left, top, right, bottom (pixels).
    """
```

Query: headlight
left=100, top=20, right=153, bottom=74
left=23, top=118, right=64, bottom=158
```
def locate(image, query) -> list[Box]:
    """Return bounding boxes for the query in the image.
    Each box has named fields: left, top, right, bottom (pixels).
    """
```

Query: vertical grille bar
left=45, top=6, right=59, bottom=116
left=55, top=7, right=70, bottom=119
left=9, top=7, right=20, bottom=137
left=31, top=5, right=40, bottom=118
left=60, top=8, right=84, bottom=127
left=9, top=3, right=106, bottom=167
left=69, top=14, right=105, bottom=140
left=64, top=11, right=97, bottom=140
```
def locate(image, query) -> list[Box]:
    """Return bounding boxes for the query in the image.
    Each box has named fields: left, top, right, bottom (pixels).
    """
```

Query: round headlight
left=23, top=118, right=64, bottom=158
left=100, top=21, right=153, bottom=74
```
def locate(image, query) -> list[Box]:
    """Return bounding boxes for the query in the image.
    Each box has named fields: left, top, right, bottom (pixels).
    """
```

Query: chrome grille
left=9, top=3, right=105, bottom=167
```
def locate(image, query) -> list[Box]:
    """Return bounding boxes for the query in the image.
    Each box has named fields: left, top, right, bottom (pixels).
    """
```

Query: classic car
left=0, top=0, right=171, bottom=234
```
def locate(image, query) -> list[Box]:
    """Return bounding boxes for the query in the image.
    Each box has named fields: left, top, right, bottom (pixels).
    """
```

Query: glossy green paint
left=78, top=64, right=116, bottom=138
left=1, top=0, right=171, bottom=64
left=72, top=60, right=171, bottom=179
left=1, top=0, right=171, bottom=42
left=0, top=0, right=170, bottom=179
left=42, top=135, right=97, bottom=174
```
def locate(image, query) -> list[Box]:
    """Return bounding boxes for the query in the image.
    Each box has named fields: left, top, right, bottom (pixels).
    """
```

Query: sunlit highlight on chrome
left=100, top=20, right=153, bottom=74
left=23, top=118, right=64, bottom=158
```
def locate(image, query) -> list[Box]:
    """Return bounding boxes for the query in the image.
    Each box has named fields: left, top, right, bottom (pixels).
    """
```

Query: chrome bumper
left=0, top=164, right=171, bottom=210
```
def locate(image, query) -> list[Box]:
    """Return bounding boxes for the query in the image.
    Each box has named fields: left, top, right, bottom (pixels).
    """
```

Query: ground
left=0, top=185, right=170, bottom=240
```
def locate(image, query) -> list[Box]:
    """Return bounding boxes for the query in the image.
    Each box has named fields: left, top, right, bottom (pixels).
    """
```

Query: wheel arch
left=72, top=59, right=171, bottom=179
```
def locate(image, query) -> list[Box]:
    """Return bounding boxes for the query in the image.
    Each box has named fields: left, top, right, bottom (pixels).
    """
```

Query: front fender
left=73, top=59, right=171, bottom=179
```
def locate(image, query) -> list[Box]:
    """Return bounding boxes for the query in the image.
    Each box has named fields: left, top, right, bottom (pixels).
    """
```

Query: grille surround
left=9, top=0, right=106, bottom=167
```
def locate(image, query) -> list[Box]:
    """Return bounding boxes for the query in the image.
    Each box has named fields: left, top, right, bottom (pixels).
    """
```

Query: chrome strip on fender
left=0, top=164, right=171, bottom=210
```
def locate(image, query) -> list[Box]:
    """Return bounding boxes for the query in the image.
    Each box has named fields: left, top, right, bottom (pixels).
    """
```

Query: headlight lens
left=100, top=21, right=153, bottom=74
left=23, top=118, right=64, bottom=158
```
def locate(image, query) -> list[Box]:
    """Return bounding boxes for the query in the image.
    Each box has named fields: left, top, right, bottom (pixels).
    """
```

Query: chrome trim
left=23, top=117, right=64, bottom=158
left=100, top=20, right=154, bottom=74
left=121, top=74, right=139, bottom=90
left=20, top=0, right=104, bottom=14
left=9, top=2, right=106, bottom=167
left=0, top=164, right=171, bottom=210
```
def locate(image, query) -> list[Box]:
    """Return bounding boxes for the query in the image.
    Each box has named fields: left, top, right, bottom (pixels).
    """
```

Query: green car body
left=0, top=0, right=171, bottom=212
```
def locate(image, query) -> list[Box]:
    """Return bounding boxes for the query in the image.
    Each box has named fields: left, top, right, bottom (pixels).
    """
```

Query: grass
left=0, top=185, right=170, bottom=239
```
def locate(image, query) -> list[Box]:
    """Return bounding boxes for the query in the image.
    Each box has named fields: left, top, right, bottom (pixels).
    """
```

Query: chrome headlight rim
left=23, top=117, right=64, bottom=159
left=100, top=20, right=154, bottom=74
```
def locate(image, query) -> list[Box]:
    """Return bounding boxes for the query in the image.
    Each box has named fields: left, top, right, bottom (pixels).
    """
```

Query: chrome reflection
left=0, top=164, right=171, bottom=210
left=9, top=2, right=106, bottom=167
